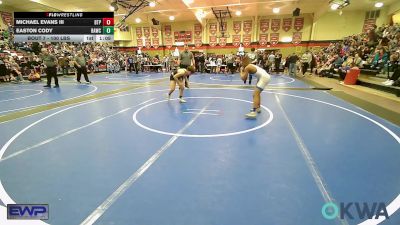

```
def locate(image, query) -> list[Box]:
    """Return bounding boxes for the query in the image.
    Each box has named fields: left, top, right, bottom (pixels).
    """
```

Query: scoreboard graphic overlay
left=13, top=12, right=114, bottom=42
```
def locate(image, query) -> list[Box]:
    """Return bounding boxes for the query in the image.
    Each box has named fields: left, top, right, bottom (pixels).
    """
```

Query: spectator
left=371, top=48, right=388, bottom=72
left=267, top=51, right=275, bottom=72
left=338, top=56, right=354, bottom=80
left=127, top=54, right=138, bottom=74
left=288, top=53, right=299, bottom=77
left=0, top=56, right=7, bottom=82
left=58, top=54, right=69, bottom=77
left=74, top=50, right=91, bottom=83
left=310, top=52, right=317, bottom=75
left=246, top=48, right=258, bottom=84
left=41, top=48, right=59, bottom=88
left=301, top=51, right=312, bottom=76
left=382, top=51, right=399, bottom=86
left=283, top=56, right=289, bottom=74
left=354, top=53, right=363, bottom=68
left=198, top=52, right=205, bottom=73
left=178, top=44, right=194, bottom=87
left=9, top=59, right=24, bottom=82
left=226, top=53, right=235, bottom=74
left=275, top=52, right=282, bottom=74
left=246, top=48, right=257, bottom=64
left=216, top=56, right=223, bottom=74
left=28, top=68, right=41, bottom=82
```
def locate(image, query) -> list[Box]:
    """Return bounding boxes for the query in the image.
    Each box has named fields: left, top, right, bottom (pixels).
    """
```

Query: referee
left=41, top=48, right=59, bottom=88
left=74, top=51, right=91, bottom=83
left=178, top=44, right=195, bottom=87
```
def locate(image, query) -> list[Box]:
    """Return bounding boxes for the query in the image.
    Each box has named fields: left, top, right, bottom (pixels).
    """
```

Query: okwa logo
left=321, top=202, right=389, bottom=220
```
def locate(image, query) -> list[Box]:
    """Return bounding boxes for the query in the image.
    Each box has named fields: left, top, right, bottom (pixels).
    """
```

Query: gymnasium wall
left=116, top=14, right=313, bottom=44
left=390, top=1, right=400, bottom=23
left=0, top=14, right=6, bottom=29
left=311, top=11, right=366, bottom=40
left=0, top=5, right=15, bottom=30
left=115, top=13, right=318, bottom=56
left=393, top=12, right=400, bottom=24
left=388, top=1, right=400, bottom=15
left=115, top=1, right=399, bottom=57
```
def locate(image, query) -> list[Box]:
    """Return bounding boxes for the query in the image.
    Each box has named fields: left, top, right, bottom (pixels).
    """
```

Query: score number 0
left=102, top=18, right=114, bottom=26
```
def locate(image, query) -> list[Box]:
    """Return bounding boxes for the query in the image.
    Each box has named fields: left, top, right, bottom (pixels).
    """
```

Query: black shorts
left=170, top=74, right=183, bottom=81
left=179, top=64, right=189, bottom=69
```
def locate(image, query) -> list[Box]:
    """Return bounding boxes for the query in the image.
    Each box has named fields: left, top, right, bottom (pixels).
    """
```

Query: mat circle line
left=132, top=96, right=274, bottom=138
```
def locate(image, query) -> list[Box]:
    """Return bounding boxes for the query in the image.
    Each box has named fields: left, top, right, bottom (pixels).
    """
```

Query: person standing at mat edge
left=127, top=54, right=138, bottom=74
left=168, top=66, right=196, bottom=103
left=74, top=51, right=91, bottom=84
left=288, top=52, right=299, bottom=77
left=240, top=55, right=271, bottom=119
left=178, top=44, right=195, bottom=87
left=245, top=48, right=258, bottom=85
left=41, top=48, right=59, bottom=88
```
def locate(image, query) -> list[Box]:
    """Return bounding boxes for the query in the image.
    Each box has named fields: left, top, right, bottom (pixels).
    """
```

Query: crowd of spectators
left=0, top=40, right=130, bottom=82
left=310, top=23, right=400, bottom=86
left=1, top=22, right=399, bottom=86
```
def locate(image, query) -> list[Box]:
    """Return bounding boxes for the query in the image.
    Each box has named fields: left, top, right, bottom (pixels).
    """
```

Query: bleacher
left=357, top=74, right=400, bottom=97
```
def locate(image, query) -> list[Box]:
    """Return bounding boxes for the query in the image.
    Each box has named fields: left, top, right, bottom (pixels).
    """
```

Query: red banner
left=145, top=39, right=151, bottom=48
left=165, top=37, right=173, bottom=49
left=363, top=19, right=376, bottom=33
left=219, top=22, right=227, bottom=32
left=259, top=19, right=269, bottom=33
left=136, top=27, right=142, bottom=38
left=270, top=33, right=279, bottom=45
left=243, top=20, right=252, bottom=33
left=151, top=27, right=158, bottom=38
left=194, top=37, right=202, bottom=47
left=259, top=34, right=268, bottom=46
left=294, top=17, right=304, bottom=31
left=243, top=34, right=251, bottom=47
left=209, top=23, right=217, bottom=35
left=143, top=27, right=150, bottom=38
left=194, top=23, right=202, bottom=36
left=164, top=25, right=172, bottom=36
left=1, top=12, right=13, bottom=25
left=232, top=35, right=241, bottom=47
left=271, top=19, right=280, bottom=32
left=152, top=38, right=159, bottom=49
left=233, top=21, right=241, bottom=34
left=292, top=32, right=302, bottom=44
left=218, top=37, right=227, bottom=47
left=137, top=39, right=143, bottom=47
left=282, top=18, right=292, bottom=32
left=174, top=31, right=192, bottom=43
left=209, top=36, right=217, bottom=47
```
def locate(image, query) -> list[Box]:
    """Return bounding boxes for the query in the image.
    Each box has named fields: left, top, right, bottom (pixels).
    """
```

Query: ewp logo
left=321, top=202, right=389, bottom=220
left=7, top=204, right=49, bottom=220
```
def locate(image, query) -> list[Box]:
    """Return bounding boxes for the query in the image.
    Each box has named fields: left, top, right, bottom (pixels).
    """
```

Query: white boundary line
left=0, top=89, right=43, bottom=103
left=80, top=102, right=213, bottom=225
left=210, top=75, right=243, bottom=81
left=182, top=112, right=220, bottom=116
left=275, top=94, right=349, bottom=225
left=187, top=109, right=220, bottom=112
left=0, top=84, right=98, bottom=115
left=0, top=87, right=398, bottom=225
left=105, top=75, right=151, bottom=80
left=132, top=97, right=274, bottom=138
left=264, top=89, right=400, bottom=225
left=0, top=89, right=168, bottom=225
left=0, top=89, right=39, bottom=93
left=0, top=99, right=155, bottom=163
left=191, top=74, right=296, bottom=86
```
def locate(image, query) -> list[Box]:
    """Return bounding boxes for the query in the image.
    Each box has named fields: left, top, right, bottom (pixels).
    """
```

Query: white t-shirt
left=217, top=58, right=222, bottom=66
